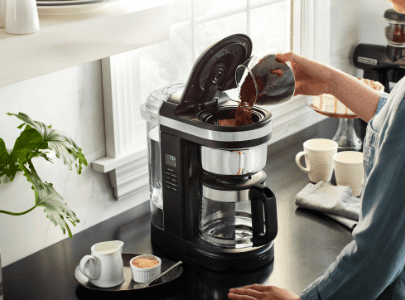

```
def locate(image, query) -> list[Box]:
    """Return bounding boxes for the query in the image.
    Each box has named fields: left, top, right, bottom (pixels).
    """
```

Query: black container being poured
left=235, top=52, right=296, bottom=106
left=223, top=52, right=295, bottom=126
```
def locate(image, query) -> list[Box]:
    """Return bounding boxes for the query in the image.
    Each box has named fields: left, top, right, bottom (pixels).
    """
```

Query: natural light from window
left=138, top=0, right=291, bottom=102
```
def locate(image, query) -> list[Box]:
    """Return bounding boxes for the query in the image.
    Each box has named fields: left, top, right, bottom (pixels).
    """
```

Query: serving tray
left=74, top=253, right=183, bottom=291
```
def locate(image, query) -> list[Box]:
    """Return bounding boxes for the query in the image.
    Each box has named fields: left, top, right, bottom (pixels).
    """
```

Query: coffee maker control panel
left=165, top=162, right=178, bottom=193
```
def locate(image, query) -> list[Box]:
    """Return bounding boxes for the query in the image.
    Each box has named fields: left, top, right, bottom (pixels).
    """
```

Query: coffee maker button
left=166, top=186, right=177, bottom=193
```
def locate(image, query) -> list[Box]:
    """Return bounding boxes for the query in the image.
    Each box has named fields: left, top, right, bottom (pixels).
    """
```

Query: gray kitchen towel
left=295, top=181, right=361, bottom=229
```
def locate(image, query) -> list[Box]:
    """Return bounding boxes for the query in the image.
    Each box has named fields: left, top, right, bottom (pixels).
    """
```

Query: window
left=137, top=0, right=292, bottom=102
left=93, top=0, right=331, bottom=200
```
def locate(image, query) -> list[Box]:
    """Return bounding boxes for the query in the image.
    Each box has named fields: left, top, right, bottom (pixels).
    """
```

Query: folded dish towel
left=295, top=181, right=361, bottom=229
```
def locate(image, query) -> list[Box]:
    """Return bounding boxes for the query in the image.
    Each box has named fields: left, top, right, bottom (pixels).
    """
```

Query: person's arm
left=276, top=53, right=381, bottom=122
left=329, top=69, right=380, bottom=122
left=300, top=91, right=405, bottom=300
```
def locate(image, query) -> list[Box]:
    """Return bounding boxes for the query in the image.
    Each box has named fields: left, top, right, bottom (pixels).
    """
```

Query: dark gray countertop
left=3, top=117, right=356, bottom=300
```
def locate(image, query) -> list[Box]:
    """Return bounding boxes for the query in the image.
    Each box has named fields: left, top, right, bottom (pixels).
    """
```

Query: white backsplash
left=0, top=61, right=148, bottom=267
left=330, top=0, right=392, bottom=77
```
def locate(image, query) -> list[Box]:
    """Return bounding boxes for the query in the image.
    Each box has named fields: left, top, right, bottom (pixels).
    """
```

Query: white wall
left=330, top=0, right=392, bottom=76
left=0, top=62, right=148, bottom=267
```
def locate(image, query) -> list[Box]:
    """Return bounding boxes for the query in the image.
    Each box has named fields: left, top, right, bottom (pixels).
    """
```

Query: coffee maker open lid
left=174, top=34, right=252, bottom=116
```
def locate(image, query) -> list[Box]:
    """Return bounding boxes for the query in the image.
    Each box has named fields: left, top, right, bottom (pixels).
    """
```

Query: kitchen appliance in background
left=353, top=8, right=405, bottom=147
left=140, top=34, right=287, bottom=272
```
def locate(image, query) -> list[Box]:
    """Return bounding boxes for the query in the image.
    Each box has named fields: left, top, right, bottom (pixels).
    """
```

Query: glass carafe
left=200, top=196, right=255, bottom=248
left=199, top=180, right=278, bottom=249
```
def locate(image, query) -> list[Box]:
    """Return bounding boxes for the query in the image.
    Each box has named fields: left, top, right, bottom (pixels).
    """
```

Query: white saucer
left=37, top=0, right=120, bottom=15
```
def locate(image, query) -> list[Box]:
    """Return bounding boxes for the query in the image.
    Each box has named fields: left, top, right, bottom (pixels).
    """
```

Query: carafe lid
left=175, top=34, right=252, bottom=116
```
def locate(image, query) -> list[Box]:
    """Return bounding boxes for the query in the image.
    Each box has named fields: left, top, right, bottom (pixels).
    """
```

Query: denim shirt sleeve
left=375, top=92, right=389, bottom=116
left=300, top=91, right=405, bottom=300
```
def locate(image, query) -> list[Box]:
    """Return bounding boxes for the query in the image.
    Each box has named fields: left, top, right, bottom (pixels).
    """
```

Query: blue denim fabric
left=300, top=79, right=405, bottom=300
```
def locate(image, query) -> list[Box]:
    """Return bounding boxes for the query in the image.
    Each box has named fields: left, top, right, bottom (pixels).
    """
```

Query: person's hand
left=276, top=52, right=331, bottom=97
left=228, top=283, right=300, bottom=300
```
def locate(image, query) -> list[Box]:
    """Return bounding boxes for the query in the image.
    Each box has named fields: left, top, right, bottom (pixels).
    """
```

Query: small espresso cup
left=295, top=139, right=338, bottom=183
left=333, top=151, right=364, bottom=197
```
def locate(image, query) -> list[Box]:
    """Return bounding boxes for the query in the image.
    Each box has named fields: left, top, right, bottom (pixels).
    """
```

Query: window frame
left=92, top=0, right=331, bottom=201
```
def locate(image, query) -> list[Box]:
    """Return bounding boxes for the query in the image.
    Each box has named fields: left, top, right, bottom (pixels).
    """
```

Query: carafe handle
left=249, top=184, right=278, bottom=247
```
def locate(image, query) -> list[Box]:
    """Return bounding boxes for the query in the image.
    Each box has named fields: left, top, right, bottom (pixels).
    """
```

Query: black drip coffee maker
left=140, top=34, right=294, bottom=271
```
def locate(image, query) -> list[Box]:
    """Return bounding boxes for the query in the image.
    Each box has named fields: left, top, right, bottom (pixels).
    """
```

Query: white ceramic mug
left=0, top=0, right=6, bottom=28
left=333, top=151, right=364, bottom=197
left=79, top=240, right=125, bottom=288
left=5, top=0, right=39, bottom=35
left=295, top=139, right=338, bottom=183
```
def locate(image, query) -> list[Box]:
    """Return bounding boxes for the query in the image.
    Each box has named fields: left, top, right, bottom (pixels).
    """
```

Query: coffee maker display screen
left=165, top=154, right=177, bottom=168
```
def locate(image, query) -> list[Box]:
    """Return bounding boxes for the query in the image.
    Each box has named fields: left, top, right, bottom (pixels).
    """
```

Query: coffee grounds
left=270, top=68, right=283, bottom=78
left=219, top=73, right=265, bottom=126
left=218, top=58, right=287, bottom=126
left=218, top=118, right=237, bottom=126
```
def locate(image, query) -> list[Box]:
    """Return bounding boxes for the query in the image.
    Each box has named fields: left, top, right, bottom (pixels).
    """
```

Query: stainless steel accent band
left=202, top=185, right=250, bottom=203
left=160, top=116, right=272, bottom=142
left=201, top=143, right=268, bottom=175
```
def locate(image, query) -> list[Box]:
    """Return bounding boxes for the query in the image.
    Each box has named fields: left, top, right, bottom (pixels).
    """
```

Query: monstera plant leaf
left=0, top=138, right=16, bottom=184
left=7, top=112, right=87, bottom=175
left=0, top=112, right=87, bottom=238
left=19, top=160, right=80, bottom=238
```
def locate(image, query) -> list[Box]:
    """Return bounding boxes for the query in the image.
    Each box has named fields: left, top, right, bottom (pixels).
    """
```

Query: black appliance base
left=151, top=223, right=274, bottom=272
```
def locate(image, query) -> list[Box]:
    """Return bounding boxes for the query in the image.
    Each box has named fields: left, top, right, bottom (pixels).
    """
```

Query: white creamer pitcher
left=79, top=240, right=125, bottom=288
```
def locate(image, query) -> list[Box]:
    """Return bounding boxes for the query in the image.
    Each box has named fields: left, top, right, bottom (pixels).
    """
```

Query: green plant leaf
left=20, top=160, right=80, bottom=238
left=0, top=126, right=48, bottom=183
left=8, top=112, right=88, bottom=174
left=0, top=138, right=18, bottom=184
left=11, top=128, right=47, bottom=163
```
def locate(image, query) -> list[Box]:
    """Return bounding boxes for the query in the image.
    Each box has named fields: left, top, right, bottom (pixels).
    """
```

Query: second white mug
left=295, top=139, right=338, bottom=183
left=333, top=151, right=364, bottom=197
